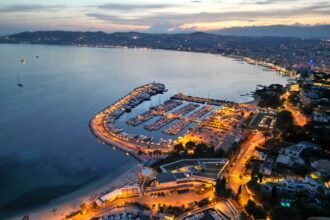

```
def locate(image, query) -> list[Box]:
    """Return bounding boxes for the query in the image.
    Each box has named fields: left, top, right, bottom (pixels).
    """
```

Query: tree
left=215, top=177, right=227, bottom=198
left=293, top=165, right=308, bottom=177
left=277, top=110, right=294, bottom=130
left=197, top=198, right=210, bottom=207
left=174, top=143, right=184, bottom=152
left=265, top=138, right=283, bottom=155
left=153, top=150, right=162, bottom=157
left=196, top=143, right=214, bottom=155
left=244, top=200, right=266, bottom=219
left=237, top=185, right=242, bottom=198
left=263, top=131, right=271, bottom=140
left=185, top=141, right=196, bottom=149
left=258, top=173, right=263, bottom=183
left=138, top=150, right=144, bottom=156
left=214, top=148, right=225, bottom=157
left=270, top=207, right=302, bottom=220
left=250, top=163, right=259, bottom=180
left=271, top=185, right=277, bottom=200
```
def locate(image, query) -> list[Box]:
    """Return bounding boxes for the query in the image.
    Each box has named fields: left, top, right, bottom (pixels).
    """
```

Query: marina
left=126, top=100, right=182, bottom=126
left=164, top=105, right=213, bottom=135
left=144, top=103, right=199, bottom=131
left=90, top=81, right=255, bottom=167
left=91, top=81, right=255, bottom=161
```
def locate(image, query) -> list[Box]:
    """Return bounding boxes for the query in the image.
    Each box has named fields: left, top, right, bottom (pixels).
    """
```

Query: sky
left=0, top=0, right=329, bottom=34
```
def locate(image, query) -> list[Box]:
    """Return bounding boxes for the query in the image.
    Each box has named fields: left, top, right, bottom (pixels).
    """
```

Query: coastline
left=0, top=42, right=297, bottom=77
left=1, top=44, right=289, bottom=220
left=89, top=117, right=145, bottom=163
left=8, top=162, right=139, bottom=220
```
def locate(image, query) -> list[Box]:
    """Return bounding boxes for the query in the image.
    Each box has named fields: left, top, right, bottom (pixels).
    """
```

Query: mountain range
left=208, top=25, right=330, bottom=39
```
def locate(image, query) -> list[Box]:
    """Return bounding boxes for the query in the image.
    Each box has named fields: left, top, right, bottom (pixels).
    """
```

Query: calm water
left=0, top=44, right=287, bottom=216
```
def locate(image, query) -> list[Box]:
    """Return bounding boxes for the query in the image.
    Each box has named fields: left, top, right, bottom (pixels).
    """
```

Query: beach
left=9, top=163, right=139, bottom=220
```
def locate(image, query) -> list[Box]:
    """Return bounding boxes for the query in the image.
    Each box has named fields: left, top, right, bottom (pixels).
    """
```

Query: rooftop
left=156, top=172, right=187, bottom=183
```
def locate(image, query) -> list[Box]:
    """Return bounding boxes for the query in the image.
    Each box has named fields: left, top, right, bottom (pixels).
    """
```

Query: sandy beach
left=8, top=162, right=139, bottom=220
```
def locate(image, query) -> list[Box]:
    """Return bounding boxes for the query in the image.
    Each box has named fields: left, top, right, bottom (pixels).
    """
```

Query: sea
left=0, top=44, right=288, bottom=217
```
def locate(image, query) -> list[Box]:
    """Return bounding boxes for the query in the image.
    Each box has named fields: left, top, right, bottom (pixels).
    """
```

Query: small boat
left=36, top=55, right=39, bottom=58
left=20, top=59, right=26, bottom=64
left=17, top=74, right=23, bottom=87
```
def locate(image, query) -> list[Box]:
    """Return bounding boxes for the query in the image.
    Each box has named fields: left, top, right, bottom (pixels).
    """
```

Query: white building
left=276, top=141, right=320, bottom=167
left=97, top=185, right=141, bottom=205
left=263, top=177, right=329, bottom=197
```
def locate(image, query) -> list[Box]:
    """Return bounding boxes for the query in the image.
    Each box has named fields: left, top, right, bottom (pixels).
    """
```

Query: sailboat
left=17, top=74, right=23, bottom=87
left=17, top=58, right=25, bottom=87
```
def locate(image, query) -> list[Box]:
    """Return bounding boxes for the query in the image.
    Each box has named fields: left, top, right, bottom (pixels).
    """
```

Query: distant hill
left=209, top=25, right=330, bottom=39
left=0, top=30, right=322, bottom=51
left=0, top=30, right=327, bottom=70
left=0, top=30, right=316, bottom=46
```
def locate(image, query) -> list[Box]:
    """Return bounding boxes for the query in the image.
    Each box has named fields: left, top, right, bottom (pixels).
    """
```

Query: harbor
left=144, top=103, right=199, bottom=131
left=89, top=82, right=250, bottom=165
left=164, top=105, right=213, bottom=135
left=126, top=100, right=182, bottom=126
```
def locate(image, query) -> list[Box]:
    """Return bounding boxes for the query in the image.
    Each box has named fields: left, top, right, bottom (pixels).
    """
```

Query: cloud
left=251, top=0, right=297, bottom=5
left=86, top=13, right=143, bottom=25
left=0, top=1, right=329, bottom=33
left=87, top=2, right=330, bottom=26
left=97, top=3, right=177, bottom=11
left=0, top=4, right=64, bottom=13
left=144, top=22, right=199, bottom=33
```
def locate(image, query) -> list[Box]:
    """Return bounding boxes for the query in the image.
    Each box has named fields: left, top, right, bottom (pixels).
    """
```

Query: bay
left=0, top=44, right=287, bottom=217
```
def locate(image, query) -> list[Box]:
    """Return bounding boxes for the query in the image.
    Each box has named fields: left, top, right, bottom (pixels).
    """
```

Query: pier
left=171, top=93, right=236, bottom=106
left=126, top=100, right=182, bottom=126
left=144, top=103, right=199, bottom=131
left=164, top=105, right=213, bottom=135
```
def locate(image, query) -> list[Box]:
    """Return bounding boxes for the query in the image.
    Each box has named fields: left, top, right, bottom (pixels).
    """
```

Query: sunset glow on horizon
left=0, top=0, right=329, bottom=33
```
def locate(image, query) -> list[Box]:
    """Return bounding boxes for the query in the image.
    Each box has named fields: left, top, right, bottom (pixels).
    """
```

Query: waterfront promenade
left=90, top=114, right=171, bottom=163
left=89, top=83, right=173, bottom=164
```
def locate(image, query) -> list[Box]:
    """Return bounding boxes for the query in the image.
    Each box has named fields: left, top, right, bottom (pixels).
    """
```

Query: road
left=224, top=131, right=265, bottom=194
left=80, top=190, right=215, bottom=220
left=282, top=92, right=308, bottom=126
